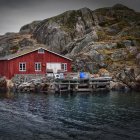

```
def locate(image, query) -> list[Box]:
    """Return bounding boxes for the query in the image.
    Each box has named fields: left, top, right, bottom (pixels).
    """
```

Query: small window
left=38, top=48, right=44, bottom=54
left=61, top=63, right=67, bottom=71
left=35, top=62, right=41, bottom=71
left=19, top=63, right=26, bottom=71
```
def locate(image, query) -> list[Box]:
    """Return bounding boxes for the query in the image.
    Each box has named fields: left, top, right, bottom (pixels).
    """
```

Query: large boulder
left=114, top=67, right=140, bottom=91
left=98, top=68, right=110, bottom=77
left=110, top=81, right=129, bottom=91
left=6, top=80, right=14, bottom=91
left=0, top=77, right=7, bottom=92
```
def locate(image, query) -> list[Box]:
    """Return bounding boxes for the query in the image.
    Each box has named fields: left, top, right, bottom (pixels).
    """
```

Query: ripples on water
left=0, top=91, right=140, bottom=140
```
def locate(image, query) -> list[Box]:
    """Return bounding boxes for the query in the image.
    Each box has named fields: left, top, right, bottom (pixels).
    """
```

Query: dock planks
left=54, top=77, right=111, bottom=93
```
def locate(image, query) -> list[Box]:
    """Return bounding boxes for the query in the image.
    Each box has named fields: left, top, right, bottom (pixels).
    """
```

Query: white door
left=47, top=63, right=61, bottom=73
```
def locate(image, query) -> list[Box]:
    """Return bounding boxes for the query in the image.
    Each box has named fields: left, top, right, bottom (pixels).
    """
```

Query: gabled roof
left=0, top=47, right=72, bottom=61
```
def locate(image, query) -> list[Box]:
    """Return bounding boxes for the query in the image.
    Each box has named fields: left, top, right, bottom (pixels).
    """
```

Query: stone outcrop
left=0, top=77, right=8, bottom=92
left=112, top=67, right=140, bottom=91
left=12, top=76, right=52, bottom=93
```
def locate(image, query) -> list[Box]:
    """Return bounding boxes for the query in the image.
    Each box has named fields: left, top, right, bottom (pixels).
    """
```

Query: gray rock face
left=127, top=46, right=138, bottom=55
left=33, top=21, right=73, bottom=53
left=64, top=29, right=99, bottom=56
left=80, top=7, right=93, bottom=22
left=0, top=33, right=38, bottom=56
left=19, top=38, right=34, bottom=48
left=110, top=81, right=130, bottom=91
left=115, top=67, right=140, bottom=91
left=31, top=7, right=96, bottom=53
left=88, top=42, right=117, bottom=50
left=111, top=49, right=127, bottom=61
left=75, top=17, right=85, bottom=38
left=122, top=40, right=133, bottom=47
left=89, top=50, right=104, bottom=62
left=136, top=53, right=140, bottom=65
left=20, top=21, right=41, bottom=33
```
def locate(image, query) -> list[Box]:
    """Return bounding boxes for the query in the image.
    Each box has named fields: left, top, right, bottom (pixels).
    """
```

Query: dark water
left=0, top=91, right=140, bottom=140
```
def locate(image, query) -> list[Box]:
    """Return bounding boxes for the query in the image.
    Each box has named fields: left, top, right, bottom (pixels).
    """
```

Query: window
left=38, top=48, right=44, bottom=54
left=35, top=62, right=41, bottom=71
left=61, top=63, right=67, bottom=71
left=19, top=63, right=26, bottom=71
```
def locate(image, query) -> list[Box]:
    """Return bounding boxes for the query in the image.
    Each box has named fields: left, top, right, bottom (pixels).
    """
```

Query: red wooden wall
left=0, top=60, right=9, bottom=78
left=0, top=50, right=72, bottom=79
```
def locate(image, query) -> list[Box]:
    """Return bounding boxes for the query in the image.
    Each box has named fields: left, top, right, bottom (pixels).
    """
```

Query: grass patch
left=98, top=49, right=114, bottom=55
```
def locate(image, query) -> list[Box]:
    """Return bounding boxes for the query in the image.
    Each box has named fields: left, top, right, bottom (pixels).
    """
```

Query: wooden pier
left=54, top=77, right=111, bottom=93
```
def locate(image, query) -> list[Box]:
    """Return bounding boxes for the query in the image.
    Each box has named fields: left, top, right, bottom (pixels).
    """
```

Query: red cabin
left=0, top=47, right=72, bottom=79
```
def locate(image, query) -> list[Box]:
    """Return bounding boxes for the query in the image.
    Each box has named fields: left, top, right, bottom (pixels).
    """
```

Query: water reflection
left=0, top=91, right=15, bottom=99
left=0, top=91, right=139, bottom=140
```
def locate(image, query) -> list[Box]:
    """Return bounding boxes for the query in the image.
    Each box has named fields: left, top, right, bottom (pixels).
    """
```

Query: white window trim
left=38, top=48, right=44, bottom=54
left=19, top=62, right=26, bottom=72
left=35, top=62, right=41, bottom=71
left=61, top=63, right=67, bottom=71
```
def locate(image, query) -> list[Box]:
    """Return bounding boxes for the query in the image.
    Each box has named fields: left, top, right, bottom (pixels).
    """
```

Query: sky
left=0, top=0, right=140, bottom=35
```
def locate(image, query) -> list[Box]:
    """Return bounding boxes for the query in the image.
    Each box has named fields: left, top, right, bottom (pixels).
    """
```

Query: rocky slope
left=0, top=4, right=140, bottom=90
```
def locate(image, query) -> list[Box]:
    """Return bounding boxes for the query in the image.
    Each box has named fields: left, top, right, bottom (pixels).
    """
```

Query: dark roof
left=0, top=47, right=72, bottom=61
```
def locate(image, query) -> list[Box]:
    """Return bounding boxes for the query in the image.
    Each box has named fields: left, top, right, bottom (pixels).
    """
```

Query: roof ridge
left=0, top=47, right=72, bottom=61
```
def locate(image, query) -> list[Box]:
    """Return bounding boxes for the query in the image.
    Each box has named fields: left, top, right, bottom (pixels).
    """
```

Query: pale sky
left=0, top=0, right=140, bottom=35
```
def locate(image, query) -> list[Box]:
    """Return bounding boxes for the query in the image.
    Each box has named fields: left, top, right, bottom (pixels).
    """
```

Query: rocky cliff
left=0, top=4, right=140, bottom=90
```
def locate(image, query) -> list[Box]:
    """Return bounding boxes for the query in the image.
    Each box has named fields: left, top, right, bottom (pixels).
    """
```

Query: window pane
left=61, top=63, right=67, bottom=71
left=35, top=64, right=37, bottom=70
left=35, top=63, right=41, bottom=71
left=23, top=64, right=25, bottom=70
left=64, top=64, right=67, bottom=71
left=19, top=63, right=26, bottom=71
left=38, top=64, right=41, bottom=70
left=61, top=64, right=64, bottom=70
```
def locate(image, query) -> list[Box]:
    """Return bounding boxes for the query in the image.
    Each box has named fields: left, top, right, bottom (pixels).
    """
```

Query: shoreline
left=0, top=76, right=139, bottom=93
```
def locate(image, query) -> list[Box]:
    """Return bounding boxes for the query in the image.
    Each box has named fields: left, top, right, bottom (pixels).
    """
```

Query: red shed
left=0, top=47, right=72, bottom=79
